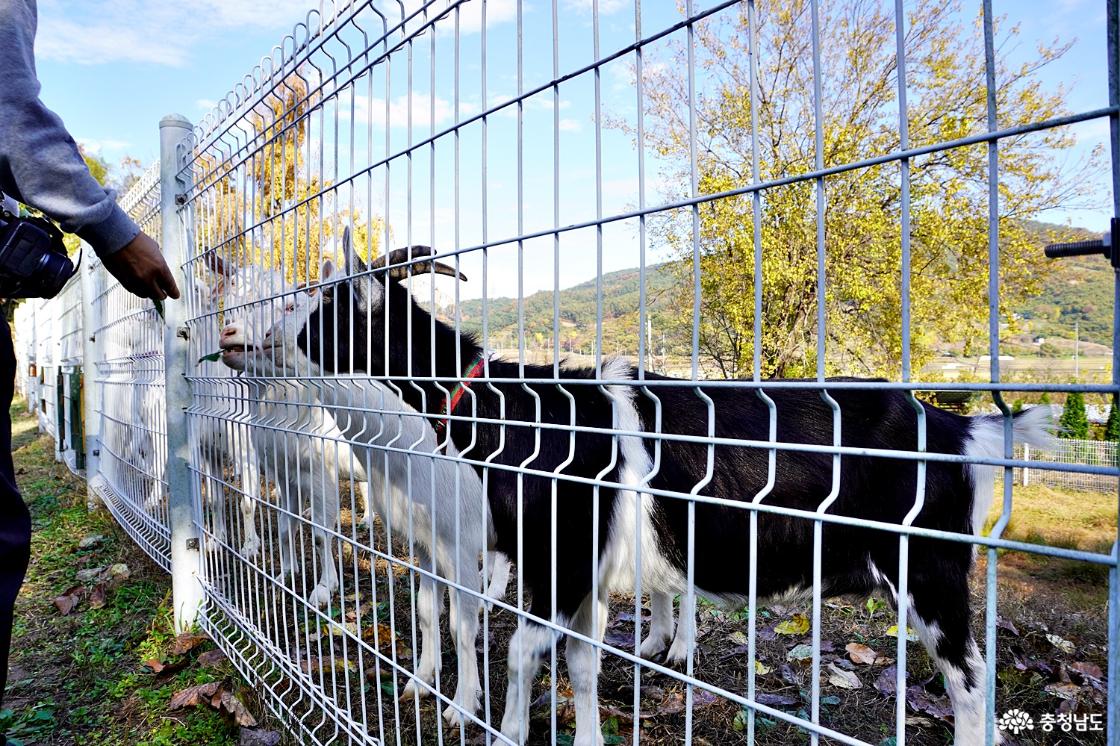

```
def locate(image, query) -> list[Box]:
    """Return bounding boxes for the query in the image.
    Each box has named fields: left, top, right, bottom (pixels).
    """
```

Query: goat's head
left=199, top=249, right=291, bottom=373
left=280, top=228, right=465, bottom=377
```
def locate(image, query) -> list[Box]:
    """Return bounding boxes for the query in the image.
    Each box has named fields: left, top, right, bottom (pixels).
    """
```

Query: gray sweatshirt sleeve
left=0, top=0, right=140, bottom=256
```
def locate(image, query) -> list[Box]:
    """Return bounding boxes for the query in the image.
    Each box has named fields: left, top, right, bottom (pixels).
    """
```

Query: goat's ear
left=321, top=258, right=337, bottom=283
left=340, top=227, right=368, bottom=275
left=204, top=249, right=230, bottom=277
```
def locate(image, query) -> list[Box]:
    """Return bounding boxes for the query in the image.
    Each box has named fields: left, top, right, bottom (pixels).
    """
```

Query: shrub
left=1059, top=391, right=1089, bottom=439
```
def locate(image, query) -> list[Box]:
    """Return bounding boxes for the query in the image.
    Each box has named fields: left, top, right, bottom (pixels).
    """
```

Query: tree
left=626, top=0, right=1098, bottom=379
left=60, top=146, right=113, bottom=256
left=1059, top=391, right=1089, bottom=440
left=194, top=73, right=382, bottom=288
left=1105, top=395, right=1120, bottom=442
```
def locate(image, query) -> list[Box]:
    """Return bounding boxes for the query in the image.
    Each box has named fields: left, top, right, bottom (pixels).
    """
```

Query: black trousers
left=0, top=319, right=31, bottom=738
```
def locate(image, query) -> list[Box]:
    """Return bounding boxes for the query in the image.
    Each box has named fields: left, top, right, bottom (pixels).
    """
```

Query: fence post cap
left=159, top=114, right=192, bottom=129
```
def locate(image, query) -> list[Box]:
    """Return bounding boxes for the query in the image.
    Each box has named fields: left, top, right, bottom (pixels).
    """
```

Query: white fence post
left=1022, top=442, right=1030, bottom=487
left=159, top=113, right=201, bottom=633
left=80, top=254, right=101, bottom=508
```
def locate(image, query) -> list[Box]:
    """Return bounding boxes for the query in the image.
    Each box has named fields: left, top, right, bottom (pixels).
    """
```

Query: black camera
left=0, top=208, right=77, bottom=299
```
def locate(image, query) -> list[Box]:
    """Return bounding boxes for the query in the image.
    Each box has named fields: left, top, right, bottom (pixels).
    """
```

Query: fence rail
left=13, top=1, right=1120, bottom=745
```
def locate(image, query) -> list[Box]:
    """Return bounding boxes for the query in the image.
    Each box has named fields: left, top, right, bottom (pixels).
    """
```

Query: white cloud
left=37, top=0, right=336, bottom=66
left=399, top=0, right=519, bottom=35
left=77, top=137, right=131, bottom=155
left=558, top=118, right=582, bottom=132
left=347, top=93, right=473, bottom=129
left=563, top=0, right=630, bottom=15
left=196, top=99, right=219, bottom=111
left=37, top=1, right=520, bottom=68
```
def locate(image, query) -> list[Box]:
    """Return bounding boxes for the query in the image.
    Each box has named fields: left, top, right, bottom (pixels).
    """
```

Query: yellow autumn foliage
left=633, top=0, right=1099, bottom=379
left=193, top=74, right=382, bottom=287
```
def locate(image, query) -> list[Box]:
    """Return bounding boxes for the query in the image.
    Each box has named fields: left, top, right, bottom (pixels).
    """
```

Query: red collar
left=434, top=355, right=486, bottom=438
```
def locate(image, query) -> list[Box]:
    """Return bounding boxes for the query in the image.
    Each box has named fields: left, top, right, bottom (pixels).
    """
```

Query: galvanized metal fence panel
left=11, top=1, right=1120, bottom=745
left=89, top=164, right=174, bottom=570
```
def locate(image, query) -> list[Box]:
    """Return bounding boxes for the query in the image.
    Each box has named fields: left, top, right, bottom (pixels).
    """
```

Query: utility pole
left=1075, top=320, right=1080, bottom=381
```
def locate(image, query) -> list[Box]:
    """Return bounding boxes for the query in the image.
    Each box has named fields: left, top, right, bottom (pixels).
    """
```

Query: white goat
left=208, top=258, right=372, bottom=606
left=245, top=257, right=510, bottom=726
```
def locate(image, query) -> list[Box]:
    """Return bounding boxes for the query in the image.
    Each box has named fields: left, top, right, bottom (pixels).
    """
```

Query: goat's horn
left=372, top=246, right=468, bottom=282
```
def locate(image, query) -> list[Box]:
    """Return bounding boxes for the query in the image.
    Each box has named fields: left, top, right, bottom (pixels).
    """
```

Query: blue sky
left=34, top=0, right=1116, bottom=301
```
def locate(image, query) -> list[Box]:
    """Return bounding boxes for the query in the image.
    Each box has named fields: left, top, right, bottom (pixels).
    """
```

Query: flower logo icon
left=998, top=709, right=1035, bottom=735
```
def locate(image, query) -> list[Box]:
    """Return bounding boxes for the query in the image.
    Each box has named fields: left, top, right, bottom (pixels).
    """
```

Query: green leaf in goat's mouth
left=198, top=350, right=224, bottom=364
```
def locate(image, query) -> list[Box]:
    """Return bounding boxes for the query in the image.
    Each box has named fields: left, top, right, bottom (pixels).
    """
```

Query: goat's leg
left=664, top=589, right=695, bottom=663
left=357, top=476, right=374, bottom=529
left=201, top=455, right=227, bottom=554
left=237, top=444, right=263, bottom=557
left=402, top=545, right=442, bottom=700
left=567, top=593, right=608, bottom=746
left=274, top=477, right=300, bottom=582
left=870, top=547, right=994, bottom=746
left=640, top=592, right=676, bottom=660
left=909, top=572, right=995, bottom=745
left=307, top=477, right=340, bottom=608
left=443, top=547, right=483, bottom=726
left=499, top=618, right=555, bottom=744
left=483, top=550, right=511, bottom=606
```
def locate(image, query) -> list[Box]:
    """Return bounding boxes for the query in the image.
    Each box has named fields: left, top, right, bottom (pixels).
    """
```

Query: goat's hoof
left=443, top=700, right=478, bottom=727
left=402, top=677, right=433, bottom=700
left=664, top=639, right=689, bottom=665
left=574, top=730, right=605, bottom=746
left=639, top=636, right=669, bottom=660
left=240, top=538, right=261, bottom=557
left=308, top=585, right=334, bottom=608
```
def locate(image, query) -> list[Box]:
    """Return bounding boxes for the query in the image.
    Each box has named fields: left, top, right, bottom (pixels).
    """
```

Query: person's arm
left=0, top=0, right=178, bottom=299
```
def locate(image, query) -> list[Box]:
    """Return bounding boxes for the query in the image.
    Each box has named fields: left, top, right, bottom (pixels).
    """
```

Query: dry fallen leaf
left=197, top=650, right=227, bottom=668
left=1044, top=682, right=1081, bottom=701
left=774, top=613, right=810, bottom=636
left=52, top=586, right=84, bottom=615
left=846, top=642, right=878, bottom=665
left=301, top=656, right=357, bottom=674
left=144, top=658, right=165, bottom=674
left=827, top=663, right=861, bottom=690
left=239, top=729, right=282, bottom=746
left=171, top=632, right=209, bottom=656
left=886, top=625, right=919, bottom=642
left=786, top=644, right=813, bottom=662
left=905, top=685, right=954, bottom=721
left=1070, top=661, right=1104, bottom=680
left=213, top=688, right=257, bottom=726
left=1046, top=634, right=1076, bottom=655
left=88, top=584, right=107, bottom=609
left=875, top=665, right=898, bottom=697
left=168, top=681, right=222, bottom=710
left=754, top=660, right=771, bottom=675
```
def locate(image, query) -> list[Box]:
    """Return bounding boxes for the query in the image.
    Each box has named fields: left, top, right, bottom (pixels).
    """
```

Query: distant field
left=925, top=355, right=1112, bottom=381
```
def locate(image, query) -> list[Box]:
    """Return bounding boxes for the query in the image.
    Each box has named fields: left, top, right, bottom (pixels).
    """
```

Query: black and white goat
left=228, top=250, right=509, bottom=723
left=273, top=240, right=1051, bottom=745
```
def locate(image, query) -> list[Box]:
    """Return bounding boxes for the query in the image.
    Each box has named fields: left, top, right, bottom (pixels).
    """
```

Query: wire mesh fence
left=14, top=1, right=1120, bottom=745
left=1014, top=439, right=1120, bottom=494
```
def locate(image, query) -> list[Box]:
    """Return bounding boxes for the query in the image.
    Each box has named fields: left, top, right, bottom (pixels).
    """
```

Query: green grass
left=4, top=399, right=247, bottom=746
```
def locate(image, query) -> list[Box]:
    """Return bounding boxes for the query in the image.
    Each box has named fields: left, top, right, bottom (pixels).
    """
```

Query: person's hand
left=102, top=231, right=181, bottom=301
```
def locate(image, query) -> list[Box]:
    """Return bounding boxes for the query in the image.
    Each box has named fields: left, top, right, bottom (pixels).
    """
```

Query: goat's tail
left=975, top=405, right=1056, bottom=451
left=964, top=405, right=1055, bottom=535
